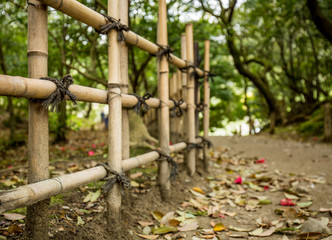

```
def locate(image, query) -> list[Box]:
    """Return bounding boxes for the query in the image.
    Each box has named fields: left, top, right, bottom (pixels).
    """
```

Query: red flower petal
left=280, top=198, right=296, bottom=206
left=234, top=176, right=243, bottom=184
left=256, top=158, right=265, bottom=164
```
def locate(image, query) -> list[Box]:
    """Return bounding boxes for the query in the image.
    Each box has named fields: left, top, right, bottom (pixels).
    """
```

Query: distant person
left=100, top=111, right=108, bottom=130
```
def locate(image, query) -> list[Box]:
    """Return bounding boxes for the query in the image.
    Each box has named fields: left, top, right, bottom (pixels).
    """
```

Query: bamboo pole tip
left=185, top=23, right=193, bottom=27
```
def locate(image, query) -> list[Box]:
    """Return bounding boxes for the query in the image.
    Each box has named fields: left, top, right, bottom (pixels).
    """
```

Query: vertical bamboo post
left=181, top=34, right=188, bottom=164
left=324, top=103, right=331, bottom=142
left=194, top=42, right=201, bottom=164
left=170, top=74, right=177, bottom=144
left=25, top=1, right=49, bottom=239
left=158, top=0, right=171, bottom=200
left=119, top=0, right=130, bottom=160
left=107, top=0, right=122, bottom=221
left=186, top=23, right=196, bottom=176
left=176, top=69, right=182, bottom=140
left=203, top=40, right=210, bottom=171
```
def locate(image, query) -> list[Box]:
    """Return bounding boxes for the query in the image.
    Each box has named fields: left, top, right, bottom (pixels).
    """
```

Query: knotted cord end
left=40, top=74, right=77, bottom=112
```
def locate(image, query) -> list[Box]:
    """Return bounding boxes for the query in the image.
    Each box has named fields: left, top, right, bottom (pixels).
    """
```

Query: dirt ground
left=0, top=133, right=331, bottom=239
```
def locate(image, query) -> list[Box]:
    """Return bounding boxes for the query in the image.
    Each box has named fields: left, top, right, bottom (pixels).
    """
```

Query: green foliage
left=1, top=0, right=331, bottom=138
left=50, top=194, right=66, bottom=206
left=298, top=109, right=324, bottom=136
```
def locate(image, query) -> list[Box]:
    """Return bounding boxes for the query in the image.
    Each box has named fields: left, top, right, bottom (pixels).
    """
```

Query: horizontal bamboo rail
left=0, top=139, right=201, bottom=213
left=38, top=0, right=204, bottom=77
left=0, top=74, right=187, bottom=109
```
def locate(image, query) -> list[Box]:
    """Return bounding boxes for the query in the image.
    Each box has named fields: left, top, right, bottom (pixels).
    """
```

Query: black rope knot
left=196, top=102, right=206, bottom=113
left=180, top=64, right=196, bottom=73
left=130, top=93, right=152, bottom=115
left=204, top=70, right=216, bottom=83
left=153, top=44, right=173, bottom=61
left=196, top=136, right=213, bottom=149
left=98, top=162, right=131, bottom=194
left=185, top=142, right=203, bottom=151
left=154, top=149, right=178, bottom=181
left=40, top=74, right=77, bottom=112
left=170, top=99, right=184, bottom=117
left=98, top=15, right=129, bottom=42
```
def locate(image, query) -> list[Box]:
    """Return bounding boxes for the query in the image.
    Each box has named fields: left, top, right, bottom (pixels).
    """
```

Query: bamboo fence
left=0, top=0, right=212, bottom=238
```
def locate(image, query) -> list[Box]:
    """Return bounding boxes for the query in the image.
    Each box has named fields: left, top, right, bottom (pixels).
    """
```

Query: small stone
left=301, top=218, right=331, bottom=234
left=142, top=226, right=151, bottom=235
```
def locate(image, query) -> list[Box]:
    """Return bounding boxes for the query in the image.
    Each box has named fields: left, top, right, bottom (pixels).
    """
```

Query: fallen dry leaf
left=228, top=225, right=252, bottom=232
left=3, top=213, right=25, bottom=221
left=151, top=211, right=164, bottom=221
left=178, top=221, right=198, bottom=232
left=249, top=227, right=263, bottom=236
left=213, top=223, right=226, bottom=232
left=297, top=232, right=323, bottom=240
left=135, top=232, right=159, bottom=239
left=152, top=226, right=177, bottom=235
left=138, top=221, right=155, bottom=227
left=192, top=187, right=205, bottom=195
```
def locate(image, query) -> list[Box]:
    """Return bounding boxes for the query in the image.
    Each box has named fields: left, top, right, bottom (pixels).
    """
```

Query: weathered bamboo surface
left=203, top=40, right=211, bottom=171
left=26, top=1, right=50, bottom=238
left=0, top=74, right=187, bottom=109
left=38, top=0, right=204, bottom=77
left=0, top=139, right=201, bottom=214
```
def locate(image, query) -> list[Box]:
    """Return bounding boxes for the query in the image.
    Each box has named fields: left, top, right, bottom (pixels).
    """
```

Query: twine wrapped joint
left=170, top=99, right=184, bottom=117
left=98, top=163, right=131, bottom=195
left=180, top=64, right=196, bottom=73
left=196, top=102, right=206, bottom=113
left=98, top=15, right=129, bottom=42
left=40, top=74, right=77, bottom=112
left=130, top=93, right=152, bottom=115
left=154, top=149, right=178, bottom=181
left=204, top=70, right=216, bottom=83
left=185, top=142, right=203, bottom=151
left=153, top=44, right=174, bottom=61
left=196, top=136, right=213, bottom=149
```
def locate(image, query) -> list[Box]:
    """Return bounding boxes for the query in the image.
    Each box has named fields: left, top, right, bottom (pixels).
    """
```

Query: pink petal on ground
left=280, top=198, right=296, bottom=206
left=234, top=176, right=243, bottom=184
left=91, top=144, right=97, bottom=148
left=88, top=151, right=95, bottom=156
left=256, top=158, right=265, bottom=163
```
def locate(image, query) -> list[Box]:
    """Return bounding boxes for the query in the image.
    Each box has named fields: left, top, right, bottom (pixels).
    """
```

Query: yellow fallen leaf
left=151, top=211, right=164, bottom=221
left=213, top=223, right=226, bottom=232
left=131, top=181, right=140, bottom=187
left=153, top=226, right=177, bottom=234
left=192, top=187, right=205, bottom=194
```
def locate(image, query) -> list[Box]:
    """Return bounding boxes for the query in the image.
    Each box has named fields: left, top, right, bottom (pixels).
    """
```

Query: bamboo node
left=170, top=99, right=184, bottom=117
left=97, top=163, right=131, bottom=195
left=196, top=136, right=213, bottom=149
left=154, top=149, right=178, bottom=181
left=39, top=74, right=77, bottom=112
left=129, top=93, right=152, bottom=116
left=152, top=44, right=173, bottom=61
left=97, top=15, right=129, bottom=42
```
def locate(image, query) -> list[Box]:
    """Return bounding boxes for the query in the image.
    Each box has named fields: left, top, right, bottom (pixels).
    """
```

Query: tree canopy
left=0, top=0, right=331, bottom=142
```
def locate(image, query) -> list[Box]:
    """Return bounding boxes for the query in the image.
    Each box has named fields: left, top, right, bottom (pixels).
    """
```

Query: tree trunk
left=307, top=0, right=332, bottom=44
left=226, top=31, right=280, bottom=130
